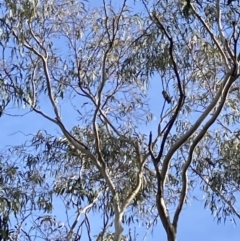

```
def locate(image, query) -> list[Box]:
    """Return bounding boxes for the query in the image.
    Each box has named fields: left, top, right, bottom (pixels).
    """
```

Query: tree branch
left=67, top=191, right=102, bottom=239
left=173, top=71, right=238, bottom=229
left=192, top=168, right=240, bottom=219
left=191, top=4, right=230, bottom=70
left=161, top=70, right=236, bottom=188
left=121, top=142, right=144, bottom=211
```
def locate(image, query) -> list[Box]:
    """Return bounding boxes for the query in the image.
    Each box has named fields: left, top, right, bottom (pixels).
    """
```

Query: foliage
left=0, top=0, right=239, bottom=241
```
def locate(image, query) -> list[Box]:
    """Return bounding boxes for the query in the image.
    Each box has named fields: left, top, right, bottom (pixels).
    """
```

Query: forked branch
left=173, top=71, right=239, bottom=229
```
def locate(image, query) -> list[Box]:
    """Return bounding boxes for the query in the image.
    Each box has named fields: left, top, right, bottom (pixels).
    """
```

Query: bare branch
left=150, top=13, right=185, bottom=165
left=191, top=4, right=230, bottom=69
left=161, top=70, right=237, bottom=188
left=173, top=70, right=238, bottom=229
left=121, top=142, right=144, bottom=211
left=67, top=191, right=102, bottom=240
left=216, top=0, right=225, bottom=44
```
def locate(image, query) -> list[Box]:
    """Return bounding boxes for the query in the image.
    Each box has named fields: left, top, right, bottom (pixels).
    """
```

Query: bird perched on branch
left=162, top=90, right=171, bottom=103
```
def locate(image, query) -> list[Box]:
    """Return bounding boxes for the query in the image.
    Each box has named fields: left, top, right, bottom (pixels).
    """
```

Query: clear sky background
left=1, top=0, right=240, bottom=240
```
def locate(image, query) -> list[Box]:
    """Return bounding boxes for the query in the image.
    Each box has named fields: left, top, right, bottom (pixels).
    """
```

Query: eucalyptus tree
left=0, top=0, right=240, bottom=241
left=140, top=0, right=240, bottom=240
left=0, top=1, right=156, bottom=240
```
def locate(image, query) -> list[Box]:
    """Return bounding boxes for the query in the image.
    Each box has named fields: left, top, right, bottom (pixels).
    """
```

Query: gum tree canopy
left=0, top=0, right=240, bottom=240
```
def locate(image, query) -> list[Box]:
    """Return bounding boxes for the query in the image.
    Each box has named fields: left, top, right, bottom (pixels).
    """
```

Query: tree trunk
left=166, top=224, right=176, bottom=241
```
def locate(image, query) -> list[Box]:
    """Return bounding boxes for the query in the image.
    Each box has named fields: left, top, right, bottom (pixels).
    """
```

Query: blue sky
left=1, top=0, right=240, bottom=240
